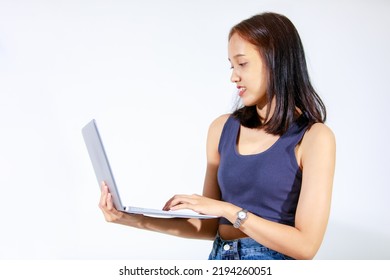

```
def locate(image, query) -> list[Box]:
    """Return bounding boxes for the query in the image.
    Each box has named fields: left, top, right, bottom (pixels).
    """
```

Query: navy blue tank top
left=218, top=115, right=309, bottom=226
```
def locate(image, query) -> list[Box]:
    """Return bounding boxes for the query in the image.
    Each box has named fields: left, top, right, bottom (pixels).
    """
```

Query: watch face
left=238, top=211, right=246, bottom=219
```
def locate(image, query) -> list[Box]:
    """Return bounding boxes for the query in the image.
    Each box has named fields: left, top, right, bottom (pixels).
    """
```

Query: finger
left=170, top=203, right=202, bottom=214
left=104, top=193, right=120, bottom=215
left=168, top=196, right=198, bottom=209
left=162, top=196, right=175, bottom=211
left=99, top=183, right=109, bottom=209
left=162, top=194, right=190, bottom=210
left=106, top=193, right=115, bottom=211
left=170, top=203, right=190, bottom=210
left=101, top=181, right=108, bottom=192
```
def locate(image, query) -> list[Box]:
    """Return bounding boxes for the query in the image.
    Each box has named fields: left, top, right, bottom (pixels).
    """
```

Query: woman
left=99, top=12, right=336, bottom=260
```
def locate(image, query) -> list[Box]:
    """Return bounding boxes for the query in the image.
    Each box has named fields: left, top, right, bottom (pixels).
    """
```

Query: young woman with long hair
left=98, top=12, right=336, bottom=260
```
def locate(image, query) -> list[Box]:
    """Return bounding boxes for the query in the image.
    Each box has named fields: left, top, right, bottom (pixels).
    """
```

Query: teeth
left=237, top=87, right=246, bottom=94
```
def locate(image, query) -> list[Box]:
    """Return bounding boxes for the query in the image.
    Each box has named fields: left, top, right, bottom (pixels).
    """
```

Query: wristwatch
left=233, top=209, right=248, bottom=228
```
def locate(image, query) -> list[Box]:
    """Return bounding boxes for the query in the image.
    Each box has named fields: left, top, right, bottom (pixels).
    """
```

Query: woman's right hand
left=98, top=181, right=126, bottom=223
left=98, top=183, right=218, bottom=239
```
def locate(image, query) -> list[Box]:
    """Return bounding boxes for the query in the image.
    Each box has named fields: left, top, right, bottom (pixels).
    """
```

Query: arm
left=168, top=122, right=336, bottom=259
left=98, top=115, right=230, bottom=240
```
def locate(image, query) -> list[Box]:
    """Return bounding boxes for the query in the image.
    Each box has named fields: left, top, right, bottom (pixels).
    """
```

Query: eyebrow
left=228, top=54, right=246, bottom=61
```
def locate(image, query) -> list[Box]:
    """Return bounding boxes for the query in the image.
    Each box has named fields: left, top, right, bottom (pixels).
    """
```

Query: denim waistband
left=208, top=233, right=294, bottom=260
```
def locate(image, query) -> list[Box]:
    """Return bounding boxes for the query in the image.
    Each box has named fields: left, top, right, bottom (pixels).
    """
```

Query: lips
left=237, top=86, right=246, bottom=97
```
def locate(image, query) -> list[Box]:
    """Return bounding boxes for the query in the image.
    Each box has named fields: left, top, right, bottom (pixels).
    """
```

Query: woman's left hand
left=162, top=194, right=228, bottom=217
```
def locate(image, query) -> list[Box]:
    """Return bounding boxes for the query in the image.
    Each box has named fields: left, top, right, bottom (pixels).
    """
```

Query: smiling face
left=228, top=33, right=269, bottom=110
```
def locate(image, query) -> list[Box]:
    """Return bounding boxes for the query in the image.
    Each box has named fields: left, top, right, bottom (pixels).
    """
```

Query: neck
left=256, top=98, right=276, bottom=123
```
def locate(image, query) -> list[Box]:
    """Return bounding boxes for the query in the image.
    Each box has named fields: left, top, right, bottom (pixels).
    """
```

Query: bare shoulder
left=303, top=123, right=336, bottom=146
left=207, top=114, right=230, bottom=139
left=209, top=114, right=231, bottom=131
left=300, top=122, right=336, bottom=162
left=206, top=114, right=231, bottom=157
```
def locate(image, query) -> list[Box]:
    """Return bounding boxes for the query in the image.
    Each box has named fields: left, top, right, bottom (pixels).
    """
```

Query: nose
left=230, top=69, right=240, bottom=83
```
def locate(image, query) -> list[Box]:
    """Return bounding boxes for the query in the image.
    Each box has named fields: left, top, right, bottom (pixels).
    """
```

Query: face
left=228, top=33, right=268, bottom=109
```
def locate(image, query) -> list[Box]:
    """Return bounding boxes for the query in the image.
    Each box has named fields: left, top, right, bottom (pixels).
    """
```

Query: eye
left=239, top=62, right=248, bottom=67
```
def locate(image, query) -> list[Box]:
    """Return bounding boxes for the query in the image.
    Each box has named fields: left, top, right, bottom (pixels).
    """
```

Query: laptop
left=82, top=119, right=217, bottom=219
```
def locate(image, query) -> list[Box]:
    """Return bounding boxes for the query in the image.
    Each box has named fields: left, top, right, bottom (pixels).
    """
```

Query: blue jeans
left=208, top=234, right=294, bottom=260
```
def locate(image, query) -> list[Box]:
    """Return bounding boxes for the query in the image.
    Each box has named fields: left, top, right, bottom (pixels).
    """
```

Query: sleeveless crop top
left=218, top=114, right=309, bottom=226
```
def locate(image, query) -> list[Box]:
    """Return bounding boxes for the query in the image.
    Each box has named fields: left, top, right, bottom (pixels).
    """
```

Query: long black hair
left=230, top=12, right=326, bottom=135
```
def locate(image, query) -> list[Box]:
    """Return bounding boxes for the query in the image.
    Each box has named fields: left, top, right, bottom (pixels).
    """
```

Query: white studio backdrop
left=0, top=0, right=389, bottom=259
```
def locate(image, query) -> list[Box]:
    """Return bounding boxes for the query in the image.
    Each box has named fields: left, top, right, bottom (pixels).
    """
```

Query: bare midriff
left=218, top=224, right=248, bottom=240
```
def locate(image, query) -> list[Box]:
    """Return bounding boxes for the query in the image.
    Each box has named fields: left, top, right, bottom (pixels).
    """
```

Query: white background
left=0, top=0, right=389, bottom=260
